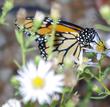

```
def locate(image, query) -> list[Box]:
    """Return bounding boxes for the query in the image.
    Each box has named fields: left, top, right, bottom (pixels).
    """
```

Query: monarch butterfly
left=15, top=16, right=104, bottom=64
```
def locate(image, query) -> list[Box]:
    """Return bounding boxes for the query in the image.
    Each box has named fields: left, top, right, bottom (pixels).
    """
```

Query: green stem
left=22, top=48, right=26, bottom=65
left=60, top=87, right=76, bottom=107
left=85, top=70, right=110, bottom=95
left=51, top=20, right=56, bottom=46
left=78, top=80, right=92, bottom=107
left=96, top=78, right=110, bottom=95
left=97, top=60, right=110, bottom=94
left=13, top=60, right=21, bottom=68
left=98, top=64, right=102, bottom=80
left=21, top=33, right=26, bottom=65
left=26, top=47, right=36, bottom=52
left=48, top=19, right=57, bottom=57
left=91, top=94, right=108, bottom=100
left=95, top=24, right=110, bottom=32
left=87, top=71, right=110, bottom=95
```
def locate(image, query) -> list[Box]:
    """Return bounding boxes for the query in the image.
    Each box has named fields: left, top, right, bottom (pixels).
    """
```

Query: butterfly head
left=79, top=28, right=106, bottom=52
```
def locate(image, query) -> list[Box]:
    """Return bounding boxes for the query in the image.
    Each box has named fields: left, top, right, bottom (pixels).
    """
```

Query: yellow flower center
left=96, top=41, right=105, bottom=52
left=32, top=76, right=45, bottom=89
left=83, top=57, right=89, bottom=63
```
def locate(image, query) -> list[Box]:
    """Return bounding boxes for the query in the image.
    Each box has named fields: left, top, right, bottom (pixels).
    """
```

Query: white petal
left=38, top=60, right=52, bottom=74
left=105, top=39, right=110, bottom=49
left=2, top=99, right=21, bottom=107
left=79, top=50, right=83, bottom=64
left=72, top=56, right=79, bottom=64
left=27, top=61, right=37, bottom=73
left=85, top=48, right=96, bottom=53
left=44, top=72, right=64, bottom=94
left=106, top=50, right=110, bottom=57
left=97, top=53, right=102, bottom=60
left=93, top=34, right=100, bottom=43
left=37, top=92, right=51, bottom=104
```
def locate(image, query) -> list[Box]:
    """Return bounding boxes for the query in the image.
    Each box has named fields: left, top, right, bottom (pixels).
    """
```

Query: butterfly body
left=15, top=16, right=101, bottom=64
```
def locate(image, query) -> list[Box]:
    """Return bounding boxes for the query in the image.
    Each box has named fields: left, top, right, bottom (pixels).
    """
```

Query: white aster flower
left=16, top=59, right=64, bottom=104
left=2, top=99, right=21, bottom=107
left=86, top=37, right=110, bottom=60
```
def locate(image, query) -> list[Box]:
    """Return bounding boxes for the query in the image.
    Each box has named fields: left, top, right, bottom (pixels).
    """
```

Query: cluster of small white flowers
left=72, top=50, right=97, bottom=71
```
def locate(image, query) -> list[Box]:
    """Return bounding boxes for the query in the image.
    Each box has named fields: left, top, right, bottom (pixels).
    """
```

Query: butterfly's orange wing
left=15, top=17, right=83, bottom=64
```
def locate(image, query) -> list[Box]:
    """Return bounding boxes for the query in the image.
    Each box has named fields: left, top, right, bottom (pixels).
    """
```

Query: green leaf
left=0, top=0, right=13, bottom=24
left=24, top=101, right=36, bottom=107
left=10, top=76, right=20, bottom=88
left=63, top=87, right=71, bottom=93
left=65, top=99, right=75, bottom=107
left=15, top=30, right=23, bottom=45
left=2, top=0, right=13, bottom=12
left=103, top=67, right=110, bottom=78
left=26, top=47, right=36, bottom=53
left=92, top=84, right=103, bottom=94
left=34, top=56, right=41, bottom=65
left=25, top=35, right=38, bottom=47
